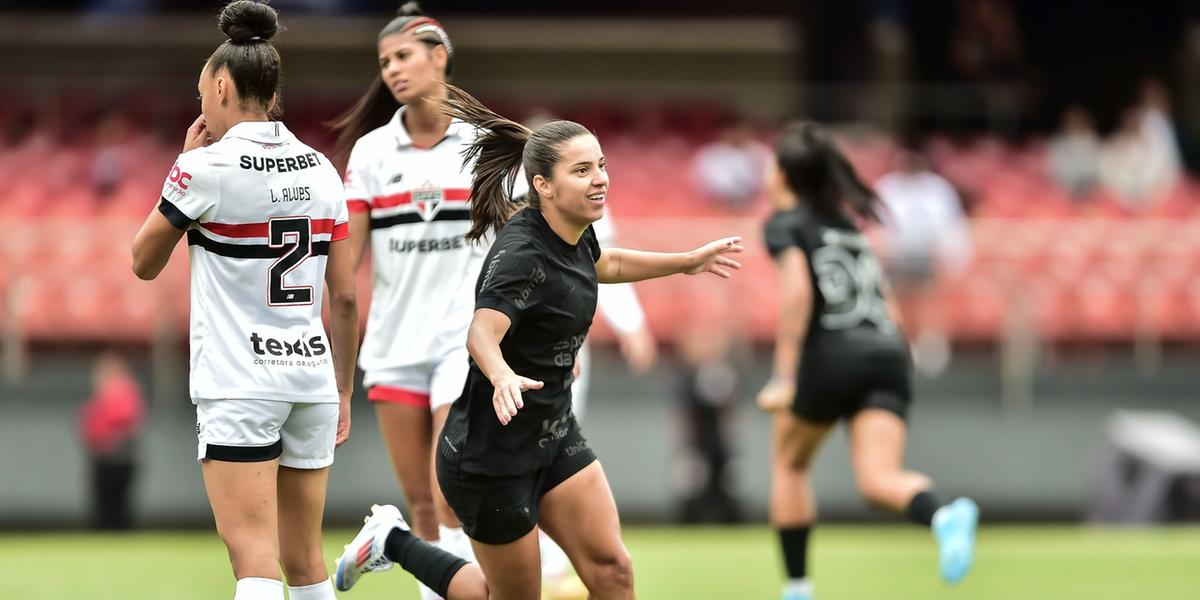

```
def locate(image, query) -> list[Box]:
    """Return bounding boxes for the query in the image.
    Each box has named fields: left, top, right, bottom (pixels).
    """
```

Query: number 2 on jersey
left=268, top=217, right=314, bottom=306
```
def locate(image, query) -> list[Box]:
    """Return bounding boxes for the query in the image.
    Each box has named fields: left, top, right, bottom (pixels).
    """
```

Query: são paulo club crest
left=413, top=181, right=445, bottom=222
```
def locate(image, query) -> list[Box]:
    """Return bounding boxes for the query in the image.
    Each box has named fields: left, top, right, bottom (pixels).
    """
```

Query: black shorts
left=435, top=417, right=598, bottom=545
left=794, top=346, right=912, bottom=423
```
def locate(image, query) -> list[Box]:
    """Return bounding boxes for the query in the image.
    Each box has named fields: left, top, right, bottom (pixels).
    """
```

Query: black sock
left=384, top=528, right=467, bottom=597
left=907, top=490, right=943, bottom=527
left=778, top=526, right=811, bottom=580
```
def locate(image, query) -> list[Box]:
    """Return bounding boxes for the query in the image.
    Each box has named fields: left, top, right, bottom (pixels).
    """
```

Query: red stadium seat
left=944, top=269, right=1007, bottom=342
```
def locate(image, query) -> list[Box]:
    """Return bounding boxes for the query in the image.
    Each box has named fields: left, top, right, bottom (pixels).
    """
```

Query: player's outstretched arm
left=757, top=247, right=813, bottom=412
left=594, top=236, right=744, bottom=284
left=467, top=308, right=543, bottom=426
left=325, top=237, right=359, bottom=446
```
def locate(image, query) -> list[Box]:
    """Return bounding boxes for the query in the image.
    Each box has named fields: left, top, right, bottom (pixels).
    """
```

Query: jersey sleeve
left=158, top=150, right=218, bottom=230
left=582, top=225, right=602, bottom=263
left=597, top=282, right=646, bottom=335
left=592, top=212, right=617, bottom=247
left=510, top=168, right=530, bottom=203
left=475, top=240, right=547, bottom=329
left=332, top=181, right=351, bottom=242
left=763, top=211, right=804, bottom=258
left=343, top=139, right=378, bottom=214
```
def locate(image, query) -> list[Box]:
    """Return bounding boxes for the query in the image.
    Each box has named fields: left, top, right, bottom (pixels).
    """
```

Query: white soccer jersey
left=592, top=214, right=646, bottom=336
left=345, top=107, right=495, bottom=373
left=159, top=121, right=349, bottom=403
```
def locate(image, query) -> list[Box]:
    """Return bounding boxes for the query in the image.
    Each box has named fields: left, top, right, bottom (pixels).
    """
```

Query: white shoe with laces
left=334, top=504, right=407, bottom=592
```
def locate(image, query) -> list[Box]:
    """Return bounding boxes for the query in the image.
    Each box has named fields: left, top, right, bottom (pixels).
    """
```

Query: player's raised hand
left=182, top=115, right=212, bottom=153
left=684, top=236, right=744, bottom=278
left=491, top=372, right=543, bottom=425
left=756, top=376, right=795, bottom=412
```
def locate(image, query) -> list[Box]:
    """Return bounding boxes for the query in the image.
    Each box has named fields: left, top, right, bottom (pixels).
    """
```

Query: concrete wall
left=4, top=349, right=1198, bottom=529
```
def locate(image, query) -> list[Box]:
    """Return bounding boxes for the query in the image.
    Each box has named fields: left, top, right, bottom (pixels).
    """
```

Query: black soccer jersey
left=763, top=204, right=906, bottom=357
left=442, top=207, right=601, bottom=476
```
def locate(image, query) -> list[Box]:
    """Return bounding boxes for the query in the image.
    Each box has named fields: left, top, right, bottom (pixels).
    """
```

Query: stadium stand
left=2, top=95, right=1199, bottom=347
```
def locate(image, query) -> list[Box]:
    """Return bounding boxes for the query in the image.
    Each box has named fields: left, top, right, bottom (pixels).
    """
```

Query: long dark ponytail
left=439, top=84, right=530, bottom=242
left=329, top=1, right=455, bottom=167
left=775, top=122, right=880, bottom=223
left=437, top=84, right=591, bottom=243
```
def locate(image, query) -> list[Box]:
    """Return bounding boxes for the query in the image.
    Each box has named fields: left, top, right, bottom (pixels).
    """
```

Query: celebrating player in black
left=334, top=85, right=743, bottom=600
left=757, top=123, right=978, bottom=600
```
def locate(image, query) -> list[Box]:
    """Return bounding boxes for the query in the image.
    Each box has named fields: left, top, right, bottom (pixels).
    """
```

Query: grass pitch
left=4, top=525, right=1199, bottom=599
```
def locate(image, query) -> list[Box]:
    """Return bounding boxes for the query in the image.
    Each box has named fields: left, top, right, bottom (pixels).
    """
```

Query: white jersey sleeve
left=593, top=213, right=647, bottom=335
left=511, top=169, right=530, bottom=202
left=159, top=149, right=219, bottom=227
left=343, top=138, right=380, bottom=214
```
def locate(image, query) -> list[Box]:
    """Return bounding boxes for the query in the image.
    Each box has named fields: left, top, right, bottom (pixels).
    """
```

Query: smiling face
left=532, top=133, right=609, bottom=229
left=378, top=32, right=447, bottom=105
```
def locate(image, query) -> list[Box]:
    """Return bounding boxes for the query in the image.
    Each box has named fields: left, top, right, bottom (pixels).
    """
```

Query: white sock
left=784, top=578, right=813, bottom=596
left=418, top=581, right=442, bottom=600
left=438, top=524, right=477, bottom=562
left=234, top=577, right=284, bottom=600
left=286, top=578, right=335, bottom=600
left=538, top=529, right=571, bottom=579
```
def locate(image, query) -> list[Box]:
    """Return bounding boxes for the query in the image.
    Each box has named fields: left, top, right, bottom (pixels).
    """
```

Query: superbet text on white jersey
left=346, top=107, right=525, bottom=372
left=159, top=121, right=349, bottom=404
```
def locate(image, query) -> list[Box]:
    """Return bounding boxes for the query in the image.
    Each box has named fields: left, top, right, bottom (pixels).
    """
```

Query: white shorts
left=195, top=398, right=338, bottom=469
left=364, top=347, right=470, bottom=412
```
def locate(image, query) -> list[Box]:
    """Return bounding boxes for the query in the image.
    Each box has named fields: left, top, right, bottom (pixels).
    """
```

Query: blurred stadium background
left=4, top=0, right=1200, bottom=598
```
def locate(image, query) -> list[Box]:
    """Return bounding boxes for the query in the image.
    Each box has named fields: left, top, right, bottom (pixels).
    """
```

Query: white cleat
left=334, top=504, right=408, bottom=592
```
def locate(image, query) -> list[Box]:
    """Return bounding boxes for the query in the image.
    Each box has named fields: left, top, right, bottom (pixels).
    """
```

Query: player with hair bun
left=131, top=2, right=358, bottom=599
left=329, top=5, right=492, bottom=598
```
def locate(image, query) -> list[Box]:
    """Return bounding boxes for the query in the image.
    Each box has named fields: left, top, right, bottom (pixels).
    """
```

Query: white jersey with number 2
left=158, top=121, right=349, bottom=404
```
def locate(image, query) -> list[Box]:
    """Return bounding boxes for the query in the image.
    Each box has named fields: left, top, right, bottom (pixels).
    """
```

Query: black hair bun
left=219, top=0, right=280, bottom=44
left=397, top=1, right=425, bottom=17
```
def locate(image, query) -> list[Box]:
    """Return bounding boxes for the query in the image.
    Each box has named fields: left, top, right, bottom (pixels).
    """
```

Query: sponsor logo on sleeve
left=167, top=163, right=192, bottom=192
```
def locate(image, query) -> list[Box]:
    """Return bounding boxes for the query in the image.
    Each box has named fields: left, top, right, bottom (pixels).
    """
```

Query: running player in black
left=756, top=123, right=978, bottom=600
left=334, top=85, right=743, bottom=600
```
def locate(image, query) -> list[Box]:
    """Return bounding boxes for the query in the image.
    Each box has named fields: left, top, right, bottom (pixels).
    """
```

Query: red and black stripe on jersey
left=345, top=188, right=472, bottom=230
left=161, top=197, right=348, bottom=259
left=369, top=208, right=471, bottom=230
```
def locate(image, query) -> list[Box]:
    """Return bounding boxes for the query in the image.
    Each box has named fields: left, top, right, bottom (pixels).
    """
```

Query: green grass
left=5, top=525, right=1200, bottom=599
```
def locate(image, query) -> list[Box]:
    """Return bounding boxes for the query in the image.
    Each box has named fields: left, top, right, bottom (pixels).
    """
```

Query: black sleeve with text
left=475, top=239, right=547, bottom=330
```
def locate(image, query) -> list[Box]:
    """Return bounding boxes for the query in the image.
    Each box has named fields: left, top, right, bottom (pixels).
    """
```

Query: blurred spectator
left=944, top=0, right=1027, bottom=135
left=1047, top=105, right=1101, bottom=198
left=78, top=353, right=145, bottom=530
left=1137, top=78, right=1183, bottom=177
left=1100, top=107, right=1179, bottom=208
left=691, top=123, right=770, bottom=210
left=875, top=148, right=971, bottom=375
left=674, top=326, right=744, bottom=524
left=949, top=0, right=1024, bottom=81
left=91, top=112, right=133, bottom=200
